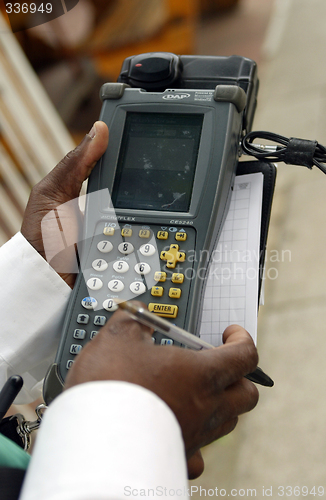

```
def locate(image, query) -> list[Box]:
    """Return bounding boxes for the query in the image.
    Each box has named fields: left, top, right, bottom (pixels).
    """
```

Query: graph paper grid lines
left=199, top=173, right=263, bottom=347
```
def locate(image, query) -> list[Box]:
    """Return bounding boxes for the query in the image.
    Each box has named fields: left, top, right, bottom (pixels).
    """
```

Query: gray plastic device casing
left=43, top=84, right=246, bottom=403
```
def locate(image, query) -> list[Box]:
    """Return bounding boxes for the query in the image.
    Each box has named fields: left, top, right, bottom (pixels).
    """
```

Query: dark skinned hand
left=65, top=301, right=259, bottom=479
left=21, top=121, right=109, bottom=288
left=20, top=126, right=258, bottom=480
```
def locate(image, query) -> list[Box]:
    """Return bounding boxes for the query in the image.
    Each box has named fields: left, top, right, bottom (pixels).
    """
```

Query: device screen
left=111, top=112, right=203, bottom=212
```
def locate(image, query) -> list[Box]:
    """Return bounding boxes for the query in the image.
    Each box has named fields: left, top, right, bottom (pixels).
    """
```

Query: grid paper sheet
left=199, top=173, right=263, bottom=346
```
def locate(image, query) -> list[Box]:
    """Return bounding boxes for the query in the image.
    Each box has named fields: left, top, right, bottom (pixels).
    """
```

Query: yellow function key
left=171, top=273, right=184, bottom=284
left=175, top=232, right=187, bottom=241
left=139, top=229, right=151, bottom=238
left=121, top=227, right=133, bottom=237
left=151, top=286, right=164, bottom=297
left=157, top=231, right=168, bottom=240
left=103, top=227, right=115, bottom=236
left=169, top=288, right=182, bottom=299
left=154, top=271, right=167, bottom=282
left=148, top=303, right=178, bottom=318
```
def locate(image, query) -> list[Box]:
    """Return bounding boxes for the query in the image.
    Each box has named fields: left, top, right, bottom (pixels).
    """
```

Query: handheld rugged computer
left=44, top=53, right=259, bottom=403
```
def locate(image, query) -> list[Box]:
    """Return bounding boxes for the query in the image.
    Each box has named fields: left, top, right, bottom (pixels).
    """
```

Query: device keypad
left=61, top=222, right=196, bottom=376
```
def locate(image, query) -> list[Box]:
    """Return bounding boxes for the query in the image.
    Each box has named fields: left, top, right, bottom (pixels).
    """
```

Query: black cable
left=242, top=131, right=326, bottom=175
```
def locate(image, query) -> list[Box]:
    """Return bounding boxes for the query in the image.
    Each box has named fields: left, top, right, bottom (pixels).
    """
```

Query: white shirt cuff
left=20, top=381, right=189, bottom=499
left=0, top=232, right=71, bottom=402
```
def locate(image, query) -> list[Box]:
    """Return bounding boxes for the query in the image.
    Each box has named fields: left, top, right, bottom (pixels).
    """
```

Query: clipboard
left=199, top=160, right=276, bottom=346
left=236, top=160, right=277, bottom=302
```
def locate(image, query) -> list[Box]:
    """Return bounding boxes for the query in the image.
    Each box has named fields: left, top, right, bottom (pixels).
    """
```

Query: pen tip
left=114, top=299, right=134, bottom=313
left=114, top=298, right=126, bottom=309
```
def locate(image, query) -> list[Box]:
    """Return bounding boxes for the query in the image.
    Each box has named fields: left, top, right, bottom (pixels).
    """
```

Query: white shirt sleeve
left=0, top=232, right=71, bottom=403
left=19, top=381, right=189, bottom=500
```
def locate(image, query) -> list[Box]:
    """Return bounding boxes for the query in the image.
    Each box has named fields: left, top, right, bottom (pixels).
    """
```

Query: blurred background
left=2, top=0, right=326, bottom=496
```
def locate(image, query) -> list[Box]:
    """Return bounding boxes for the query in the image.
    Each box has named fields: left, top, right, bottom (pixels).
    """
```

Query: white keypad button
left=93, top=316, right=106, bottom=326
left=139, top=243, right=156, bottom=256
left=118, top=242, right=134, bottom=255
left=103, top=299, right=118, bottom=312
left=134, top=262, right=151, bottom=275
left=76, top=314, right=89, bottom=324
left=113, top=260, right=129, bottom=273
left=81, top=297, right=98, bottom=309
left=97, top=240, right=113, bottom=253
left=87, top=277, right=103, bottom=290
left=92, top=259, right=108, bottom=272
left=108, top=279, right=124, bottom=292
left=161, top=338, right=174, bottom=345
left=70, top=344, right=82, bottom=355
left=73, top=329, right=86, bottom=340
left=130, top=281, right=146, bottom=295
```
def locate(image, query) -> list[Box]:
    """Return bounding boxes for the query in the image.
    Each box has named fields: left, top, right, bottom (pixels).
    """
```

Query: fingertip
left=223, top=324, right=251, bottom=344
left=87, top=121, right=109, bottom=142
left=70, top=121, right=108, bottom=182
left=220, top=325, right=259, bottom=379
left=187, top=450, right=205, bottom=480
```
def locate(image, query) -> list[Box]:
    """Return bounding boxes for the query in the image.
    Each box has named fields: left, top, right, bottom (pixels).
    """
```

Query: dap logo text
left=162, top=93, right=191, bottom=100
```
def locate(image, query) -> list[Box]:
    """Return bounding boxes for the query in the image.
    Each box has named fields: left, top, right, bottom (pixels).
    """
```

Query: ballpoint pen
left=117, top=301, right=274, bottom=387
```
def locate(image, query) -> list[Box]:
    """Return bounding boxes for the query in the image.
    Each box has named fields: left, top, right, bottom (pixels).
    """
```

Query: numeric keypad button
left=103, top=299, right=118, bottom=312
left=130, top=281, right=146, bottom=295
left=108, top=279, right=124, bottom=292
left=113, top=260, right=129, bottom=273
left=86, top=277, right=103, bottom=290
left=134, top=262, right=151, bottom=275
left=118, top=242, right=134, bottom=255
left=97, top=240, right=113, bottom=253
left=92, top=259, right=108, bottom=271
left=139, top=243, right=155, bottom=256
